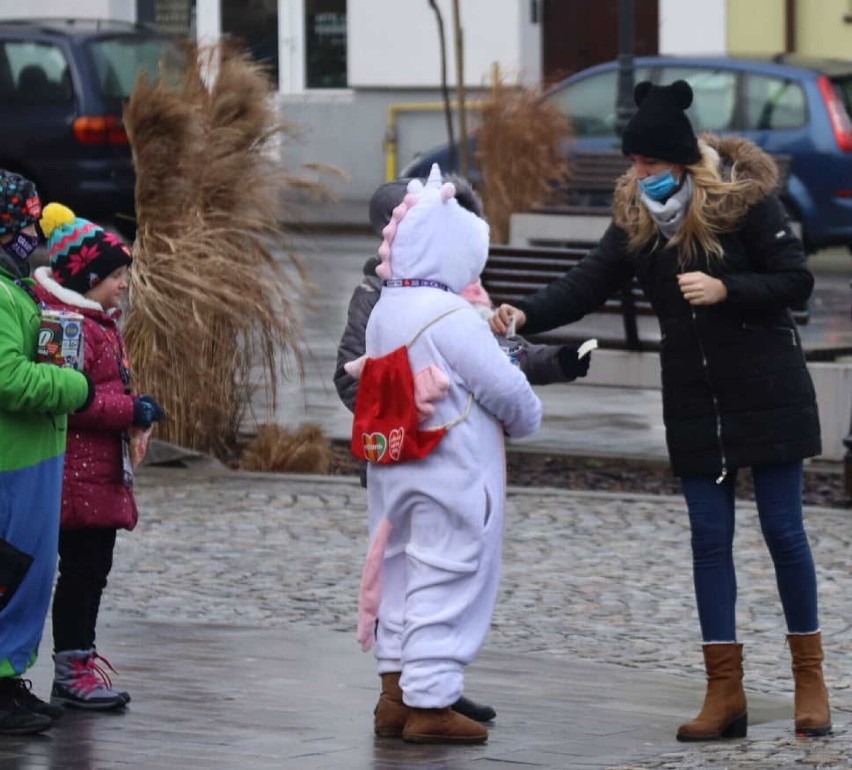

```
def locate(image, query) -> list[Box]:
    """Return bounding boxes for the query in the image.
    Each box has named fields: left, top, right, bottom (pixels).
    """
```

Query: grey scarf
left=640, top=174, right=693, bottom=240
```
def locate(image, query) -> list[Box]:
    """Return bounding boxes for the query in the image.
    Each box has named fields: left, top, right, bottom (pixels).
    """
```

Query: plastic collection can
left=36, top=309, right=85, bottom=370
left=496, top=334, right=524, bottom=367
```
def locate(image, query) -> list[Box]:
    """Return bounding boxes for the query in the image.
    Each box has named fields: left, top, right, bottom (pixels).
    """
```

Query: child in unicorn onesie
left=346, top=164, right=541, bottom=744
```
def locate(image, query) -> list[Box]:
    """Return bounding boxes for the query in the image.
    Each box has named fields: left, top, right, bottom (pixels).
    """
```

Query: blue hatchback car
left=0, top=18, right=182, bottom=236
left=402, top=55, right=852, bottom=254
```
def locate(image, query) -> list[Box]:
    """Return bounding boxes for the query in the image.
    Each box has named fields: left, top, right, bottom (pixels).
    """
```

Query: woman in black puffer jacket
left=490, top=80, right=829, bottom=742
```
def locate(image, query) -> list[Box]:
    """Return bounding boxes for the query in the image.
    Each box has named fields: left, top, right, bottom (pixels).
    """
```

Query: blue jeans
left=681, top=461, right=818, bottom=642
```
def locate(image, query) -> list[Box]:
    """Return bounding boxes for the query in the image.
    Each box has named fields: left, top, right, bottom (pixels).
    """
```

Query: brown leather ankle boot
left=789, top=632, right=832, bottom=736
left=373, top=672, right=409, bottom=738
left=677, top=643, right=748, bottom=741
left=403, top=706, right=488, bottom=744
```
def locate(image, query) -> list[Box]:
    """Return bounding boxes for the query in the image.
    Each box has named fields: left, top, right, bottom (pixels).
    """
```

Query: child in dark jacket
left=34, top=203, right=165, bottom=711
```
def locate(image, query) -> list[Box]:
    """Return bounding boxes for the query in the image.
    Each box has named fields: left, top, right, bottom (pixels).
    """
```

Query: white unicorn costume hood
left=376, top=164, right=489, bottom=292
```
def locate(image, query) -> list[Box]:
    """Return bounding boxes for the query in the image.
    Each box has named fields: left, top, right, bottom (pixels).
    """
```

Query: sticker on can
left=36, top=309, right=85, bottom=370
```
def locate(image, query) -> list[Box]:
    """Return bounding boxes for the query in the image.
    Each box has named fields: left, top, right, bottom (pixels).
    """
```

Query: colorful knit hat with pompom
left=40, top=203, right=132, bottom=295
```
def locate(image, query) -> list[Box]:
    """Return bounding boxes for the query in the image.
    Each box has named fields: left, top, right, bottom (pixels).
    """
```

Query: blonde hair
left=613, top=139, right=766, bottom=267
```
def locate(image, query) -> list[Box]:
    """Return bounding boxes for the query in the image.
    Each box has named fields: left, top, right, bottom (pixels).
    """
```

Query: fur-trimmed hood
left=614, top=133, right=782, bottom=238
left=702, top=133, right=780, bottom=199
left=32, top=265, right=120, bottom=321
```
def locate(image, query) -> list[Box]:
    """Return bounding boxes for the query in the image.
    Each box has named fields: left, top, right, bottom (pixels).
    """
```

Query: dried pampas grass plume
left=475, top=78, right=572, bottom=244
left=123, top=46, right=314, bottom=461
left=240, top=423, right=332, bottom=474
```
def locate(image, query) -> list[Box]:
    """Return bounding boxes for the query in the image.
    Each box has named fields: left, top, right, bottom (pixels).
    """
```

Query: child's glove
left=132, top=395, right=165, bottom=428
left=557, top=345, right=591, bottom=381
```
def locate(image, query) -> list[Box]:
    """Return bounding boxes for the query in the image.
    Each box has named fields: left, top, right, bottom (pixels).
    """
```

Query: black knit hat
left=40, top=203, right=132, bottom=295
left=0, top=170, right=41, bottom=236
left=622, top=80, right=701, bottom=166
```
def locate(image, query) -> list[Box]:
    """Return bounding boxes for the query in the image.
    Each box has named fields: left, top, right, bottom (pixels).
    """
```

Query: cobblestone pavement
left=105, top=465, right=852, bottom=769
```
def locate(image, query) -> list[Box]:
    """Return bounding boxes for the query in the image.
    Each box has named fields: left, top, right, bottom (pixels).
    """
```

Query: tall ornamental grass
left=475, top=80, right=572, bottom=243
left=123, top=47, right=313, bottom=462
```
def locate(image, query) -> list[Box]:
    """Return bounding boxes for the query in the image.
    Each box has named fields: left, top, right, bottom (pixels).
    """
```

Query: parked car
left=401, top=55, right=852, bottom=254
left=0, top=18, right=183, bottom=236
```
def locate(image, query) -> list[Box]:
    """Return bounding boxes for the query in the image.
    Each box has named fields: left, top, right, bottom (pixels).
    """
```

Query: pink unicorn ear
left=413, top=364, right=450, bottom=422
left=440, top=182, right=456, bottom=202
left=344, top=354, right=368, bottom=379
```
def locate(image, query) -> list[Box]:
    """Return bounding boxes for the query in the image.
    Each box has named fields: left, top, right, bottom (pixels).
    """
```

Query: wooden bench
left=482, top=242, right=810, bottom=353
left=483, top=243, right=656, bottom=351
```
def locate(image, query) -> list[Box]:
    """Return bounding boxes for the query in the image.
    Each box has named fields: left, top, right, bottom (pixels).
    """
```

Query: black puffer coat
left=517, top=137, right=821, bottom=477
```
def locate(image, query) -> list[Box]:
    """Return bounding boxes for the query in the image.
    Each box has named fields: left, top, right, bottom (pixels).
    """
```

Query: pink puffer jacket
left=34, top=271, right=138, bottom=530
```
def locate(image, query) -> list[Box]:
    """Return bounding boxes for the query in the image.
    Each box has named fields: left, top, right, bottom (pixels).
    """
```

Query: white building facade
left=5, top=0, right=730, bottom=211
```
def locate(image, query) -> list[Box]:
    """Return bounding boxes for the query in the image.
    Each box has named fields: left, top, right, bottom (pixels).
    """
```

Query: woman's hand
left=489, top=304, right=527, bottom=335
left=677, top=271, right=728, bottom=306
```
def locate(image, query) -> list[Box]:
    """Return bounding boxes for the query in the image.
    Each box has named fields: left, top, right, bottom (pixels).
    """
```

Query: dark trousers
left=52, top=528, right=117, bottom=653
left=681, top=461, right=819, bottom=642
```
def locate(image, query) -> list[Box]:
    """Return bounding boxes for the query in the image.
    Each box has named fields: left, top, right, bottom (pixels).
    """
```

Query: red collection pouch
left=351, top=344, right=446, bottom=464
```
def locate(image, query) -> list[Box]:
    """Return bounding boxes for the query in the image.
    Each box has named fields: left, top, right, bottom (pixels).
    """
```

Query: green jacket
left=0, top=268, right=90, bottom=472
left=0, top=264, right=91, bottom=677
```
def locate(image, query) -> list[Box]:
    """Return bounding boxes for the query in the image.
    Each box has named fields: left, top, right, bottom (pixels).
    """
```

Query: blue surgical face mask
left=638, top=170, right=680, bottom=202
left=2, top=231, right=39, bottom=262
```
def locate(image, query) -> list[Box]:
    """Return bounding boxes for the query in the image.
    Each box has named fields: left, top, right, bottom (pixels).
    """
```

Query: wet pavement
left=2, top=468, right=850, bottom=769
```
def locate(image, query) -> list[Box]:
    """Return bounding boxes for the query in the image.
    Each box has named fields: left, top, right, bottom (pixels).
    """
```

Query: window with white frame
left=305, top=0, right=347, bottom=89
left=222, top=0, right=279, bottom=83
left=206, top=0, right=348, bottom=92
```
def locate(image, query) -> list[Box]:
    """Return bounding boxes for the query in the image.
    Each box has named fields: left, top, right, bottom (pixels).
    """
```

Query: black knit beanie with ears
left=622, top=80, right=701, bottom=166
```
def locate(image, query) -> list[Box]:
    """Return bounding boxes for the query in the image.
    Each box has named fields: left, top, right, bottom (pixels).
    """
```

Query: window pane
left=743, top=74, right=806, bottom=130
left=2, top=42, right=72, bottom=105
left=546, top=67, right=650, bottom=138
left=86, top=35, right=184, bottom=101
left=306, top=0, right=347, bottom=89
left=660, top=67, right=737, bottom=132
left=222, top=0, right=278, bottom=86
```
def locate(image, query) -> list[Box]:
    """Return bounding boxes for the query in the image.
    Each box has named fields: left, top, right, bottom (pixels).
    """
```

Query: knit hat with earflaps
left=622, top=80, right=701, bottom=166
left=40, top=203, right=132, bottom=295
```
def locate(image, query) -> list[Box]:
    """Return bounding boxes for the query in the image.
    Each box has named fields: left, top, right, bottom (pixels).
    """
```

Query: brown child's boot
left=788, top=632, right=832, bottom=737
left=373, top=672, right=409, bottom=738
left=677, top=643, right=748, bottom=741
left=403, top=706, right=488, bottom=744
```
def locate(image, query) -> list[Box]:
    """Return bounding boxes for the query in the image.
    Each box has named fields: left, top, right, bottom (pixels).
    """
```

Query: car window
left=743, top=74, right=806, bottom=130
left=1, top=41, right=73, bottom=105
left=545, top=67, right=651, bottom=138
left=832, top=76, right=852, bottom=120
left=659, top=66, right=737, bottom=132
left=85, top=35, right=183, bottom=100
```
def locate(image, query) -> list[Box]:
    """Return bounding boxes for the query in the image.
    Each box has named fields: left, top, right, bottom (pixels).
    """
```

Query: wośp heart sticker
left=388, top=427, right=404, bottom=461
left=362, top=432, right=387, bottom=462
